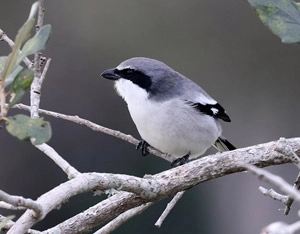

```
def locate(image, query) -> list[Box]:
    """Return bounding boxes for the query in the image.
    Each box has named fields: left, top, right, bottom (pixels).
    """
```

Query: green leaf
left=8, top=89, right=25, bottom=109
left=7, top=69, right=34, bottom=109
left=1, top=2, right=38, bottom=81
left=6, top=114, right=52, bottom=145
left=27, top=1, right=39, bottom=21
left=0, top=215, right=15, bottom=231
left=0, top=57, right=23, bottom=88
left=17, top=25, right=52, bottom=65
left=12, top=69, right=34, bottom=91
left=248, top=0, right=300, bottom=44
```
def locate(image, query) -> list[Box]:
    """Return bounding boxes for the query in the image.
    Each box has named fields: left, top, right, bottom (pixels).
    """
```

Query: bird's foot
left=136, top=140, right=149, bottom=156
left=171, top=154, right=190, bottom=167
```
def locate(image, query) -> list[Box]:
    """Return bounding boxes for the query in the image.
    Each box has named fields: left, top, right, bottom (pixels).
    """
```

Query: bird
left=101, top=57, right=236, bottom=166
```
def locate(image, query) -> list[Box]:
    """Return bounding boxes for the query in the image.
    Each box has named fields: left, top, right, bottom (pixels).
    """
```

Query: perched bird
left=101, top=57, right=235, bottom=166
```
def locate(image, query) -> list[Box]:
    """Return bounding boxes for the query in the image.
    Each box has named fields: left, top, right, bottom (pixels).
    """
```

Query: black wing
left=186, top=101, right=231, bottom=122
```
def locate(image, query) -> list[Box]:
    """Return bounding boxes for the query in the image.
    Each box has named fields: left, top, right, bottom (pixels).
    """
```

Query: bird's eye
left=120, top=68, right=134, bottom=78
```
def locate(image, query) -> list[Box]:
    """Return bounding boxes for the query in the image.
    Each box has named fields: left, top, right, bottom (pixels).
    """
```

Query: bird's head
left=101, top=57, right=182, bottom=103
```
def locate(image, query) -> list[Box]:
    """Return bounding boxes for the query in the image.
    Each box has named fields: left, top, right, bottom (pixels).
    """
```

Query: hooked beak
left=101, top=68, right=121, bottom=81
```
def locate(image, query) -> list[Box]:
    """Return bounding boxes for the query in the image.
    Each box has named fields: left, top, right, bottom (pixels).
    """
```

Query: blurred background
left=1, top=1, right=300, bottom=233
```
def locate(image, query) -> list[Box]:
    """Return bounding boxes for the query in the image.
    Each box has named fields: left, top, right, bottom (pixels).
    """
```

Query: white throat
left=114, top=79, right=149, bottom=105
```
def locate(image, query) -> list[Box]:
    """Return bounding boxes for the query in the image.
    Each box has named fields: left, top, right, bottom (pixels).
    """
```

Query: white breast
left=114, top=79, right=222, bottom=159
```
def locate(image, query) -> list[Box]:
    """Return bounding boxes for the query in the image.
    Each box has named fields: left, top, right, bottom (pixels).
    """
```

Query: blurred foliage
left=0, top=215, right=15, bottom=231
left=8, top=68, right=34, bottom=108
left=16, top=24, right=51, bottom=65
left=0, top=1, right=52, bottom=144
left=248, top=0, right=300, bottom=43
left=5, top=114, right=52, bottom=145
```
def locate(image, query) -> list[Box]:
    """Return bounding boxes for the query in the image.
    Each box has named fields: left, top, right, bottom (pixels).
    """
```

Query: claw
left=171, top=154, right=190, bottom=167
left=136, top=140, right=149, bottom=156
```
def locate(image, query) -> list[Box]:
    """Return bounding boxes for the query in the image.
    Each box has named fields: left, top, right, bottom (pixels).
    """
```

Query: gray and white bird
left=101, top=57, right=235, bottom=166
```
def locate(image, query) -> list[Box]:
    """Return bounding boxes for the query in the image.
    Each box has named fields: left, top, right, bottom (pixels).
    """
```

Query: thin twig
left=0, top=201, right=28, bottom=210
left=258, top=187, right=288, bottom=204
left=275, top=138, right=300, bottom=215
left=0, top=214, right=41, bottom=234
left=34, top=143, right=80, bottom=179
left=39, top=58, right=51, bottom=86
left=155, top=191, right=185, bottom=228
left=0, top=190, right=42, bottom=217
left=284, top=172, right=300, bottom=215
left=14, top=103, right=176, bottom=163
left=94, top=203, right=153, bottom=234
left=243, top=164, right=300, bottom=204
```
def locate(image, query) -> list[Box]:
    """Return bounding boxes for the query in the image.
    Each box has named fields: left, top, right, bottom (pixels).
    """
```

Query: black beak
left=101, top=68, right=121, bottom=80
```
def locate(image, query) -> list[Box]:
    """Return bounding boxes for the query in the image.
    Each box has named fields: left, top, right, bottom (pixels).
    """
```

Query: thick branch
left=30, top=0, right=45, bottom=119
left=10, top=137, right=298, bottom=234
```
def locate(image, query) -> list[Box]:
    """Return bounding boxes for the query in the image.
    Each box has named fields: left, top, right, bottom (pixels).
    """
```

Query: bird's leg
left=171, top=154, right=190, bottom=167
left=136, top=140, right=150, bottom=156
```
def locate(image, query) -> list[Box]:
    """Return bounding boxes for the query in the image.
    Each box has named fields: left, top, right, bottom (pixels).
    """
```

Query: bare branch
left=34, top=138, right=299, bottom=234
left=275, top=139, right=300, bottom=214
left=0, top=201, right=28, bottom=210
left=30, top=0, right=45, bottom=119
left=39, top=58, right=51, bottom=86
left=14, top=103, right=177, bottom=163
left=258, top=187, right=288, bottom=204
left=284, top=171, right=300, bottom=215
left=155, top=191, right=185, bottom=228
left=34, top=143, right=80, bottom=179
left=0, top=214, right=41, bottom=234
left=243, top=164, right=300, bottom=205
left=0, top=190, right=42, bottom=217
left=94, top=203, right=153, bottom=234
left=276, top=137, right=300, bottom=168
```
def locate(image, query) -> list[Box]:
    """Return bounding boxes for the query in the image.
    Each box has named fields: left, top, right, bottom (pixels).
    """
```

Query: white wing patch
left=211, top=107, right=219, bottom=114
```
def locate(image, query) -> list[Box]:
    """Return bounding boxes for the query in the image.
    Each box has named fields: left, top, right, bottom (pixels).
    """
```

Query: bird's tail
left=213, top=136, right=236, bottom=152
